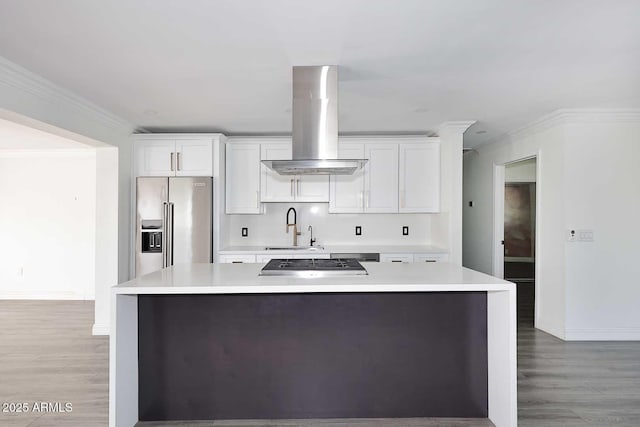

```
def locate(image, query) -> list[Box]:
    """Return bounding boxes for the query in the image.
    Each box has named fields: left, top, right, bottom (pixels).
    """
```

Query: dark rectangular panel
left=138, top=292, right=487, bottom=421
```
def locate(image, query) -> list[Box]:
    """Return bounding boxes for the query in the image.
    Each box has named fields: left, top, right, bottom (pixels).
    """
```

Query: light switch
left=567, top=229, right=577, bottom=242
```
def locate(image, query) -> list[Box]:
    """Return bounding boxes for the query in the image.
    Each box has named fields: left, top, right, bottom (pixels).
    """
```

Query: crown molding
left=438, top=120, right=477, bottom=135
left=485, top=108, right=640, bottom=149
left=0, top=56, right=134, bottom=132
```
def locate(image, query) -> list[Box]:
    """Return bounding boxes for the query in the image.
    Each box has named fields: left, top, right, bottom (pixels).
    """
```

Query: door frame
left=493, top=154, right=541, bottom=326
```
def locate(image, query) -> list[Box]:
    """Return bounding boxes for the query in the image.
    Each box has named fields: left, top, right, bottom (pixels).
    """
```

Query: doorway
left=504, top=159, right=536, bottom=326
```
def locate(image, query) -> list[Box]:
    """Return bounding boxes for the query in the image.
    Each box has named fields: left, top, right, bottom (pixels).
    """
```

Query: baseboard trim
left=535, top=319, right=565, bottom=340
left=92, top=322, right=110, bottom=336
left=0, top=291, right=91, bottom=300
left=565, top=328, right=640, bottom=341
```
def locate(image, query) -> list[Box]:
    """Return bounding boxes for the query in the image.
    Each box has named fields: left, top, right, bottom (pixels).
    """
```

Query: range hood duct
left=261, top=66, right=367, bottom=175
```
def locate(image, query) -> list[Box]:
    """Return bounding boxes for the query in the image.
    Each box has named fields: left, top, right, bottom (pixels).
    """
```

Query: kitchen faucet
left=308, top=225, right=316, bottom=247
left=286, top=207, right=301, bottom=246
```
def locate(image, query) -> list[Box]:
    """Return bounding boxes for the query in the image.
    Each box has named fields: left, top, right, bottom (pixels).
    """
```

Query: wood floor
left=1, top=299, right=640, bottom=426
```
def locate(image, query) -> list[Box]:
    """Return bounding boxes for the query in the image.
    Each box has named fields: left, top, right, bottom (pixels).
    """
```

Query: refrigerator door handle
left=167, top=202, right=174, bottom=266
left=162, top=202, right=169, bottom=268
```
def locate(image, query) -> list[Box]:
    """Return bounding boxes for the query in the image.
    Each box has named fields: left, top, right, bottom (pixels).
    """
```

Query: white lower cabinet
left=218, top=254, right=257, bottom=263
left=256, top=253, right=330, bottom=263
left=413, top=253, right=449, bottom=263
left=380, top=253, right=414, bottom=263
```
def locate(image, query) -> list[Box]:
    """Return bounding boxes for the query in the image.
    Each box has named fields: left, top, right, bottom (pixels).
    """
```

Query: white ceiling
left=0, top=0, right=638, bottom=147
left=0, top=118, right=89, bottom=150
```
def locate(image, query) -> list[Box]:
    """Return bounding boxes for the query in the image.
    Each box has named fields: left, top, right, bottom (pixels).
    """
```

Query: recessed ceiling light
left=476, top=130, right=487, bottom=134
left=144, top=109, right=158, bottom=116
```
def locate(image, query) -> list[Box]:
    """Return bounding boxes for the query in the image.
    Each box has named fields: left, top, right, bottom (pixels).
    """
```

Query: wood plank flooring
left=1, top=300, right=640, bottom=426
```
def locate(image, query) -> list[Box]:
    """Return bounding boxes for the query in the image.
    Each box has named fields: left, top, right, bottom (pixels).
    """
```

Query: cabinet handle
left=366, top=190, right=370, bottom=209
left=232, top=261, right=243, bottom=264
left=296, top=178, right=300, bottom=196
left=256, top=191, right=260, bottom=208
left=425, top=259, right=436, bottom=263
left=177, top=152, right=181, bottom=171
left=290, top=179, right=294, bottom=197
left=359, top=191, right=364, bottom=209
left=170, top=152, right=174, bottom=171
left=391, top=260, right=402, bottom=263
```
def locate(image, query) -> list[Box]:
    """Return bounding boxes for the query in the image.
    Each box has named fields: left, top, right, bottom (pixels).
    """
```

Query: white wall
left=463, top=109, right=640, bottom=340
left=0, top=56, right=133, bottom=334
left=0, top=150, right=96, bottom=299
left=563, top=121, right=640, bottom=339
left=226, top=203, right=435, bottom=247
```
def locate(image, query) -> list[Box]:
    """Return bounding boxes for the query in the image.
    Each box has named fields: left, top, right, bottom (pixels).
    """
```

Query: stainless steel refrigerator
left=136, top=177, right=213, bottom=277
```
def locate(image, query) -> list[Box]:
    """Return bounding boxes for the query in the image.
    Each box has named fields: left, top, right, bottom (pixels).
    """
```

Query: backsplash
left=225, top=203, right=435, bottom=247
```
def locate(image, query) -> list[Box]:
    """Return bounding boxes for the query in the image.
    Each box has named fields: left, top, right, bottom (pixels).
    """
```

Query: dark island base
left=138, top=292, right=488, bottom=422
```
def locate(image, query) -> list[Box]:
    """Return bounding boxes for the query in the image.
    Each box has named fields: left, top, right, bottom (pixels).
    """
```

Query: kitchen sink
left=264, top=246, right=324, bottom=251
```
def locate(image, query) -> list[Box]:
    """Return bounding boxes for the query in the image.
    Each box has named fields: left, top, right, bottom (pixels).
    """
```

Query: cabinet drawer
left=256, top=253, right=330, bottom=263
left=380, top=253, right=414, bottom=263
left=413, top=253, right=449, bottom=263
left=218, top=254, right=257, bottom=263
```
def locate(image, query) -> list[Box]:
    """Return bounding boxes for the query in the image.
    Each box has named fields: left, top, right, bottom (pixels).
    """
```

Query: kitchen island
left=110, top=262, right=516, bottom=427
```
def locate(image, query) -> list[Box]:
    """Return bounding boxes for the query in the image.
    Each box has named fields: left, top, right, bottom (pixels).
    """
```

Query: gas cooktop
left=259, top=258, right=368, bottom=277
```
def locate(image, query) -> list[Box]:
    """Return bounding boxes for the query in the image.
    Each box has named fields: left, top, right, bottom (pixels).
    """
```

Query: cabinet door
left=413, top=253, right=449, bottom=263
left=261, top=142, right=295, bottom=202
left=136, top=140, right=176, bottom=176
left=226, top=143, right=262, bottom=214
left=380, top=253, right=414, bottom=263
left=295, top=175, right=329, bottom=202
left=218, top=254, right=257, bottom=263
left=364, top=143, right=398, bottom=213
left=175, top=139, right=213, bottom=176
left=329, top=143, right=365, bottom=213
left=399, top=142, right=440, bottom=213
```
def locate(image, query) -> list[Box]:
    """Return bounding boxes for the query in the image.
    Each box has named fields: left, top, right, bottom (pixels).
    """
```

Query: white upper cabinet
left=260, top=140, right=329, bottom=203
left=226, top=142, right=262, bottom=214
left=399, top=141, right=440, bottom=213
left=136, top=140, right=176, bottom=176
left=135, top=137, right=215, bottom=177
left=330, top=139, right=398, bottom=213
left=364, top=143, right=398, bottom=213
left=260, top=141, right=294, bottom=202
left=329, top=143, right=365, bottom=213
left=175, top=139, right=213, bottom=176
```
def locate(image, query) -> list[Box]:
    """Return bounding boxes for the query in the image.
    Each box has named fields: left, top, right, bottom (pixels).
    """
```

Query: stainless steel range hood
left=261, top=66, right=368, bottom=175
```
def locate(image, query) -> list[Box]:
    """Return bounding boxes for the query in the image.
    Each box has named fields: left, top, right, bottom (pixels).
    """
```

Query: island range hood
left=261, top=66, right=368, bottom=175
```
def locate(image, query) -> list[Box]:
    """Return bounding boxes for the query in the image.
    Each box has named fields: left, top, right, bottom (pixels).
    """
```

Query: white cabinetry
left=380, top=252, right=449, bottom=263
left=135, top=137, right=214, bottom=177
left=218, top=254, right=257, bottom=263
left=226, top=142, right=262, bottom=214
left=260, top=140, right=329, bottom=203
left=330, top=139, right=398, bottom=213
left=399, top=141, right=440, bottom=213
left=413, top=253, right=449, bottom=263
left=255, top=253, right=330, bottom=263
left=380, top=253, right=414, bottom=263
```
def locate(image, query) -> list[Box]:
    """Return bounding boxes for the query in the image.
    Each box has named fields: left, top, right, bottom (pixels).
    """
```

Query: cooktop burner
left=259, top=258, right=368, bottom=277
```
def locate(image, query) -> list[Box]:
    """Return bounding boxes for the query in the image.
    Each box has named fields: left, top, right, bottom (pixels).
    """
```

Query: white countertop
left=113, top=262, right=513, bottom=295
left=219, top=244, right=449, bottom=255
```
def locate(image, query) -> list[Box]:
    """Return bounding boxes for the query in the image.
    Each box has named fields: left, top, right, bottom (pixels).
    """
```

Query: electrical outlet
left=355, top=226, right=362, bottom=236
left=241, top=227, right=248, bottom=237
left=577, top=229, right=594, bottom=242
left=403, top=226, right=409, bottom=236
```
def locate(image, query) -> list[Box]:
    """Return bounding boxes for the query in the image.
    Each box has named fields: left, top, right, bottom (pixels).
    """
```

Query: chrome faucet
left=308, top=225, right=316, bottom=247
left=286, top=207, right=301, bottom=246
